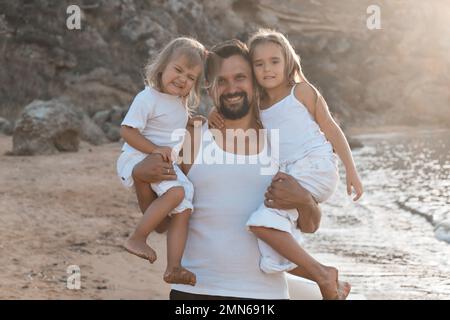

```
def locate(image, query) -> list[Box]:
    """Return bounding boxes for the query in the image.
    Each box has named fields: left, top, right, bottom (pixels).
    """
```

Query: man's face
left=212, top=55, right=254, bottom=120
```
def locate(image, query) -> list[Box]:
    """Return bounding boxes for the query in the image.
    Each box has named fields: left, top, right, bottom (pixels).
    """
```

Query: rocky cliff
left=1, top=0, right=449, bottom=127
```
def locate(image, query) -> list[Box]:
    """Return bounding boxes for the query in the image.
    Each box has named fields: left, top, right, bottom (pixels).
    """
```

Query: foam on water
left=351, top=128, right=450, bottom=243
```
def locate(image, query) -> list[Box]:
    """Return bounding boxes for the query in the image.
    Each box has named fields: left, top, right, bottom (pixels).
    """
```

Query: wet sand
left=0, top=134, right=449, bottom=299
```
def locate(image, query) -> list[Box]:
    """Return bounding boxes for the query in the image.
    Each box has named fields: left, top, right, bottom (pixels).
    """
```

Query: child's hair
left=144, top=37, right=207, bottom=111
left=247, top=29, right=321, bottom=106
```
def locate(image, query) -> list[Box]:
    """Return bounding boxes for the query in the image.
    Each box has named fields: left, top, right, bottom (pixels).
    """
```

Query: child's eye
left=175, top=67, right=182, bottom=73
left=188, top=76, right=195, bottom=81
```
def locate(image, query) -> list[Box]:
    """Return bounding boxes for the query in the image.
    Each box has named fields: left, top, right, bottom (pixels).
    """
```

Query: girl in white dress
left=209, top=29, right=363, bottom=299
left=117, top=37, right=206, bottom=285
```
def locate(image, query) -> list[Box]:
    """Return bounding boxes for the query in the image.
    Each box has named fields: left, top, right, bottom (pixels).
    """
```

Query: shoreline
left=346, top=124, right=449, bottom=138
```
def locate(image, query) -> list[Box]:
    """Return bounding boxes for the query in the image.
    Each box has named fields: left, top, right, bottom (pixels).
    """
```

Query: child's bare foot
left=123, top=237, right=157, bottom=263
left=318, top=266, right=351, bottom=300
left=164, top=266, right=196, bottom=286
left=337, top=280, right=351, bottom=299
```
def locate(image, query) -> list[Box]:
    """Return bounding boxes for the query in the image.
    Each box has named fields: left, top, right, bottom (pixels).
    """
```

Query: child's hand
left=346, top=170, right=363, bottom=201
left=188, top=115, right=207, bottom=127
left=208, top=108, right=225, bottom=129
left=153, top=146, right=173, bottom=162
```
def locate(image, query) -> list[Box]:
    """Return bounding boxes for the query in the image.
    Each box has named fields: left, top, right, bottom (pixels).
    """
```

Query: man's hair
left=205, top=39, right=251, bottom=83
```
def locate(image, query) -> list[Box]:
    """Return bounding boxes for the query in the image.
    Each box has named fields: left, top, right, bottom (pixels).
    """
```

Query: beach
left=0, top=128, right=449, bottom=299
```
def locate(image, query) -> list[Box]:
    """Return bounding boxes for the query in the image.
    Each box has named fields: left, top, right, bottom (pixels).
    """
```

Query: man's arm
left=264, top=172, right=321, bottom=233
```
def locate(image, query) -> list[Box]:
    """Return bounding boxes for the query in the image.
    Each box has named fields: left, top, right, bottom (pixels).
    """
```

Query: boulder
left=92, top=109, right=111, bottom=127
left=0, top=117, right=13, bottom=135
left=12, top=99, right=82, bottom=155
left=103, top=122, right=122, bottom=142
left=109, top=106, right=127, bottom=126
left=80, top=114, right=109, bottom=146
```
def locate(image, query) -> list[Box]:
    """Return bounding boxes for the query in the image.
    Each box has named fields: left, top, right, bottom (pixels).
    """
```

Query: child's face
left=252, top=42, right=286, bottom=90
left=161, top=53, right=202, bottom=97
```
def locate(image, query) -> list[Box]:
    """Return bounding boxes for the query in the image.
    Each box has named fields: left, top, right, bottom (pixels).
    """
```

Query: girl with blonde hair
left=117, top=37, right=206, bottom=286
left=210, top=29, right=363, bottom=299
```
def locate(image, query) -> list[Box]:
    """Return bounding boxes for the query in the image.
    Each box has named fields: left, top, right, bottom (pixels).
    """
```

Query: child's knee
left=249, top=225, right=265, bottom=236
left=131, top=165, right=143, bottom=182
left=168, top=186, right=185, bottom=202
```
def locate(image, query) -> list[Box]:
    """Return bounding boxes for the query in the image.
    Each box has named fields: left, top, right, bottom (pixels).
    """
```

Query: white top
left=121, top=86, right=188, bottom=155
left=260, top=85, right=333, bottom=164
left=172, top=123, right=289, bottom=299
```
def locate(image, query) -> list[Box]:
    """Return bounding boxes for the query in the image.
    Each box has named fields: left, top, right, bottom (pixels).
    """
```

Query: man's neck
left=210, top=111, right=263, bottom=156
left=221, top=113, right=257, bottom=132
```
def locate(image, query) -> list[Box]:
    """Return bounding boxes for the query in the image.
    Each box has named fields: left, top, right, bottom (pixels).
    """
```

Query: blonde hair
left=144, top=37, right=207, bottom=112
left=247, top=29, right=321, bottom=106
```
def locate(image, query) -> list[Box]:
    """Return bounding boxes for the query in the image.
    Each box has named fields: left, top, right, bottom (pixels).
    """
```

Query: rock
left=109, top=106, right=126, bottom=126
left=1, top=0, right=450, bottom=128
left=13, top=99, right=82, bottom=155
left=103, top=123, right=122, bottom=142
left=92, top=110, right=111, bottom=127
left=348, top=137, right=364, bottom=150
left=80, top=114, right=109, bottom=146
left=0, top=117, right=13, bottom=135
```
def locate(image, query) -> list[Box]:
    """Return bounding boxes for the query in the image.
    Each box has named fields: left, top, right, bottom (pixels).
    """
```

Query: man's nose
left=227, top=81, right=241, bottom=95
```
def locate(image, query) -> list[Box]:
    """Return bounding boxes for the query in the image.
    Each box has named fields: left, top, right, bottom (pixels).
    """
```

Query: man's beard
left=218, top=92, right=251, bottom=120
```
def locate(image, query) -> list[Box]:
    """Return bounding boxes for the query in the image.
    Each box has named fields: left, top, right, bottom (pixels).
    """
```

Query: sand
left=0, top=135, right=449, bottom=299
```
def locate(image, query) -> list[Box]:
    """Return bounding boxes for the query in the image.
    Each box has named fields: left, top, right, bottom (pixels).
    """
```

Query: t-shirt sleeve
left=121, top=89, right=155, bottom=132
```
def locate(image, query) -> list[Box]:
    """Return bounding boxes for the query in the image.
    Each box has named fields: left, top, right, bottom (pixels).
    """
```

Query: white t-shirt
left=121, top=86, right=188, bottom=156
left=172, top=123, right=289, bottom=299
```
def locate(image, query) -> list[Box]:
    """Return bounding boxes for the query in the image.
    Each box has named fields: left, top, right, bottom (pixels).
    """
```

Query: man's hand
left=133, top=153, right=177, bottom=184
left=264, top=171, right=321, bottom=233
left=264, top=172, right=314, bottom=209
left=152, top=146, right=174, bottom=162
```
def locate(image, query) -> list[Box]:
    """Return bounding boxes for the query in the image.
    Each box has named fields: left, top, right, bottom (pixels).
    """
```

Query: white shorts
left=116, top=151, right=194, bottom=215
left=246, top=153, right=339, bottom=273
left=285, top=153, right=339, bottom=203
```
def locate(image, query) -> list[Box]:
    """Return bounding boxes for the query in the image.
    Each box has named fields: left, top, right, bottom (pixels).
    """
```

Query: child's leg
left=249, top=226, right=351, bottom=300
left=163, top=210, right=196, bottom=286
left=124, top=186, right=185, bottom=263
left=132, top=174, right=170, bottom=233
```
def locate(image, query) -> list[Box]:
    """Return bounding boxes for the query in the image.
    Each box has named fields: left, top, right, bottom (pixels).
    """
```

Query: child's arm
left=187, top=114, right=207, bottom=127
left=296, top=83, right=364, bottom=201
left=207, top=107, right=225, bottom=129
left=120, top=125, right=173, bottom=162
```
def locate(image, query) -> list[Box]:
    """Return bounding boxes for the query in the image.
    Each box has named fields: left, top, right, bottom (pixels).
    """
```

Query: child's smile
left=161, top=54, right=202, bottom=97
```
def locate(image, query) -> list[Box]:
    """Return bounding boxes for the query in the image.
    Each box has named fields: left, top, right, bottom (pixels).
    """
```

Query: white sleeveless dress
left=246, top=84, right=339, bottom=273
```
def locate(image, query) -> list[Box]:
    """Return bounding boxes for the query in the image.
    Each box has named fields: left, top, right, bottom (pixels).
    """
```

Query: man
left=131, top=40, right=322, bottom=299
